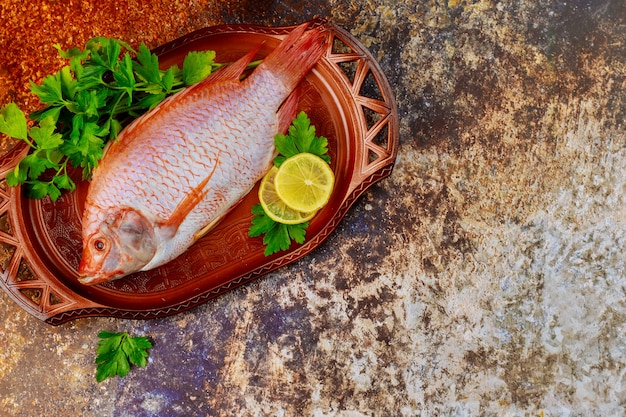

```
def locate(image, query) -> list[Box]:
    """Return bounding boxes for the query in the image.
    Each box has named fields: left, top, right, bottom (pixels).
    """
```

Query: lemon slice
left=259, top=166, right=317, bottom=224
left=274, top=153, right=334, bottom=213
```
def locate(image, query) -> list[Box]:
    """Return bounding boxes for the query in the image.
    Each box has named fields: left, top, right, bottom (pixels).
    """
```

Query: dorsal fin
left=191, top=43, right=263, bottom=88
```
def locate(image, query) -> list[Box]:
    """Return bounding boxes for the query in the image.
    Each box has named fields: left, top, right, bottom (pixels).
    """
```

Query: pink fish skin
left=77, top=23, right=326, bottom=285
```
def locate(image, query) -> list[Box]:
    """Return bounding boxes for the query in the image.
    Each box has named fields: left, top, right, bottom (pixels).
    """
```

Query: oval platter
left=0, top=19, right=398, bottom=325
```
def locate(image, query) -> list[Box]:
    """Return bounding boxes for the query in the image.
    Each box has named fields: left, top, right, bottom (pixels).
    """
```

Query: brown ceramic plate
left=0, top=20, right=398, bottom=325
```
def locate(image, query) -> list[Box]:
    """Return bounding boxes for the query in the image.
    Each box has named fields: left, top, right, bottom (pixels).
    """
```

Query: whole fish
left=77, top=23, right=326, bottom=285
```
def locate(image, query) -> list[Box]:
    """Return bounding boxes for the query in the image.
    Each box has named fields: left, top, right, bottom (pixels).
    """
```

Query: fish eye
left=94, top=239, right=106, bottom=251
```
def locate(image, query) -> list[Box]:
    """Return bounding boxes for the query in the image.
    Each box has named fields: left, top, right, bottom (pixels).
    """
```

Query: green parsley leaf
left=0, top=102, right=28, bottom=141
left=133, top=43, right=162, bottom=86
left=53, top=172, right=76, bottom=192
left=273, top=133, right=299, bottom=165
left=87, top=38, right=122, bottom=70
left=182, top=50, right=216, bottom=86
left=54, top=43, right=88, bottom=60
left=30, top=105, right=62, bottom=125
left=249, top=204, right=309, bottom=256
left=265, top=222, right=292, bottom=254
left=138, top=93, right=167, bottom=111
left=274, top=111, right=330, bottom=167
left=5, top=165, right=23, bottom=187
left=287, top=220, right=308, bottom=244
left=75, top=90, right=101, bottom=118
left=112, top=53, right=137, bottom=105
left=21, top=152, right=56, bottom=180
left=59, top=66, right=78, bottom=101
left=95, top=331, right=152, bottom=382
left=29, top=181, right=61, bottom=201
left=29, top=116, right=61, bottom=147
left=161, top=68, right=175, bottom=94
left=249, top=203, right=277, bottom=237
left=29, top=73, right=64, bottom=105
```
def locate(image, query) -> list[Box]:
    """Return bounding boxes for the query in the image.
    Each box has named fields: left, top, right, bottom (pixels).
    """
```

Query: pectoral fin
left=160, top=161, right=219, bottom=238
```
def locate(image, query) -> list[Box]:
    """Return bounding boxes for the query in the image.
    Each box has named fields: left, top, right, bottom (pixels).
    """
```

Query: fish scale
left=78, top=23, right=326, bottom=284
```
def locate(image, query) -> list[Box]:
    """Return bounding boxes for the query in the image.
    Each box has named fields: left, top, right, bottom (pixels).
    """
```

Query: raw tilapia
left=77, top=23, right=326, bottom=285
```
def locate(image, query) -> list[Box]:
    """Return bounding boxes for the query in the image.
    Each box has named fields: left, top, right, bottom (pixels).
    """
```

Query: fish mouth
left=77, top=273, right=112, bottom=286
left=77, top=267, right=127, bottom=286
left=77, top=261, right=106, bottom=285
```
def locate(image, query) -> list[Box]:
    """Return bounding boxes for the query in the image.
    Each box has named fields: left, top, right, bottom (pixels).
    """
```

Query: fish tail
left=261, top=22, right=327, bottom=91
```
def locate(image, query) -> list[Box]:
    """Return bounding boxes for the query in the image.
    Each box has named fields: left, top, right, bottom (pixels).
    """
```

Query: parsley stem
left=20, top=136, right=36, bottom=150
left=53, top=159, right=68, bottom=178
left=107, top=91, right=129, bottom=126
left=247, top=59, right=263, bottom=69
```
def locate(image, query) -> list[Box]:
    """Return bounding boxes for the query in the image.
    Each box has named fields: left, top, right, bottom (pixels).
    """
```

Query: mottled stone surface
left=1, top=0, right=625, bottom=416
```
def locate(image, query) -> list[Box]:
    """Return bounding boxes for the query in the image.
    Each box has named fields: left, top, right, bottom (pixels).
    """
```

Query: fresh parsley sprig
left=273, top=111, right=330, bottom=167
left=95, top=330, right=152, bottom=382
left=249, top=204, right=310, bottom=256
left=0, top=37, right=225, bottom=201
left=249, top=111, right=331, bottom=256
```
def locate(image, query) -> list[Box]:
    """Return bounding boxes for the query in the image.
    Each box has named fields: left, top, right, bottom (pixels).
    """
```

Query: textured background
left=1, top=0, right=625, bottom=416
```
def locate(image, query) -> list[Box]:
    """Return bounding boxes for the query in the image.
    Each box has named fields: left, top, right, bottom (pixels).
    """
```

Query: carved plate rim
left=0, top=19, right=399, bottom=325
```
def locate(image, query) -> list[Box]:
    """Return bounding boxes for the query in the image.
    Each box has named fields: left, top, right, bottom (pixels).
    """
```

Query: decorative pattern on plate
left=0, top=19, right=398, bottom=324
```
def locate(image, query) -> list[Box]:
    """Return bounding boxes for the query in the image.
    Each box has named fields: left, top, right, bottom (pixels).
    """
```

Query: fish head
left=78, top=208, right=157, bottom=285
